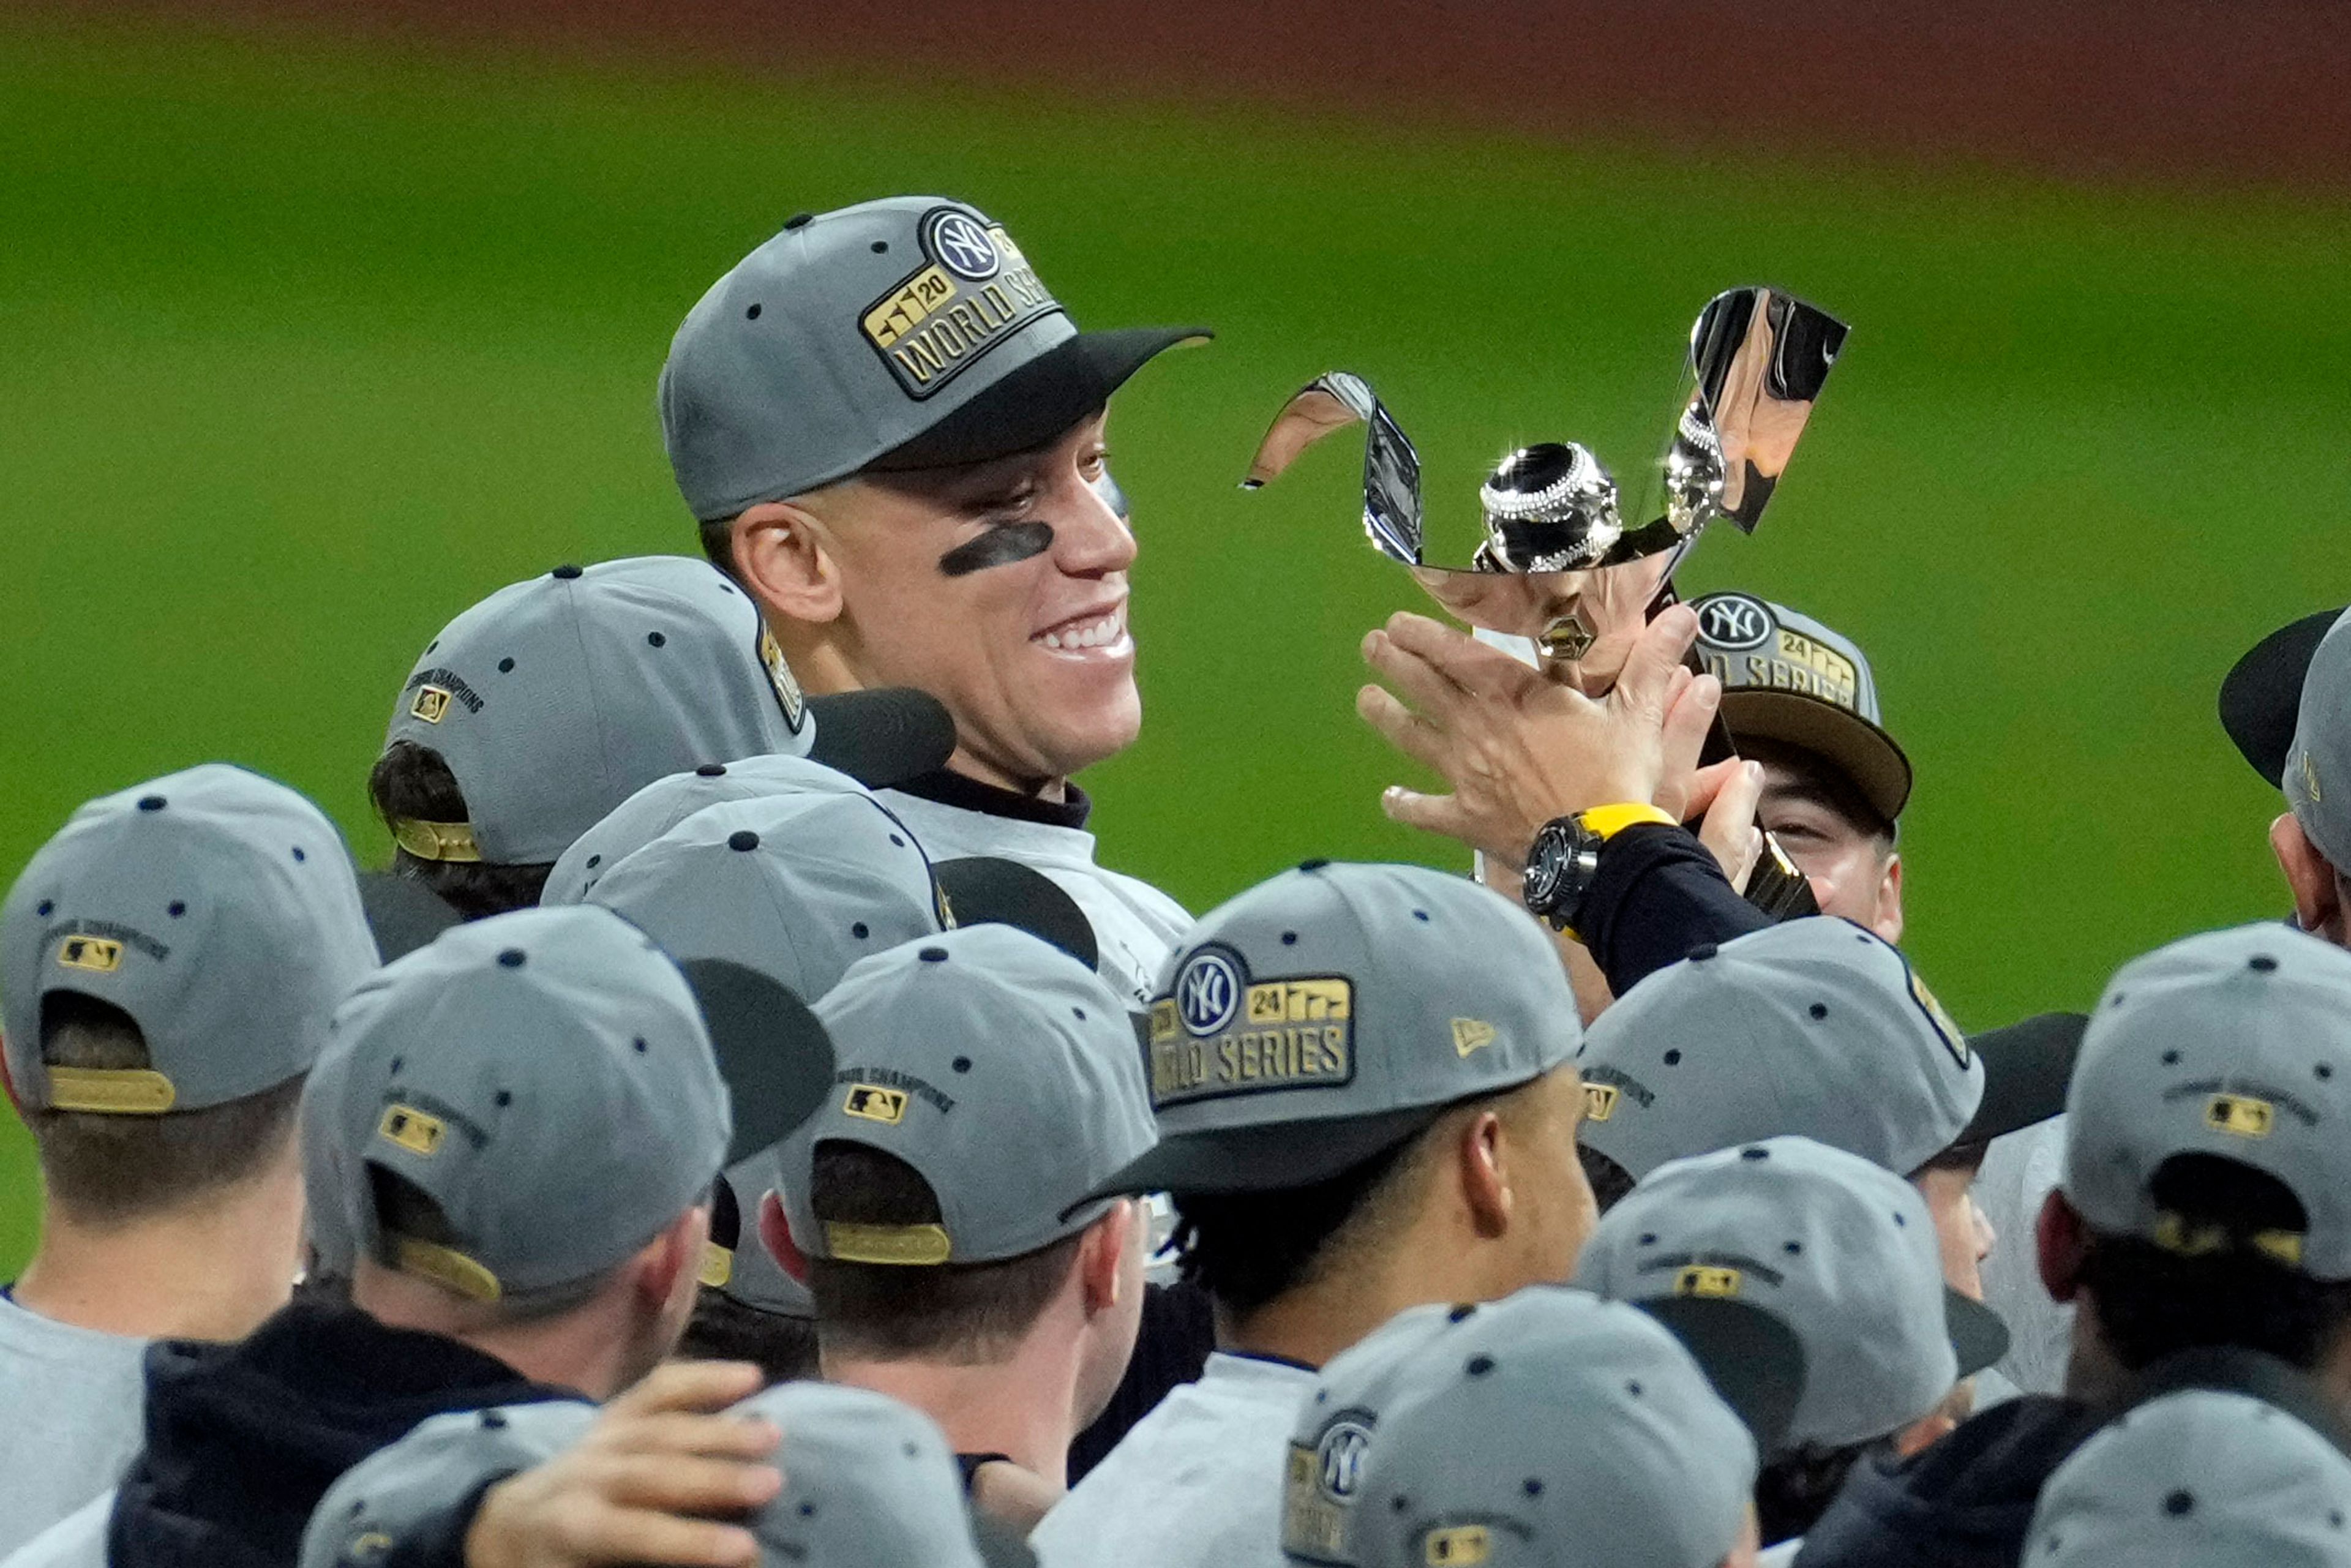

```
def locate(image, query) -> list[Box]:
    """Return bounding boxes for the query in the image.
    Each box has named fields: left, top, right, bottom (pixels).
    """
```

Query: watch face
left=1521, top=822, right=1574, bottom=917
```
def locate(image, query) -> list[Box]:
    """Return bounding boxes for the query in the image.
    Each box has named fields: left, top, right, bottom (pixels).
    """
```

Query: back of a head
left=2063, top=925, right=2351, bottom=1375
left=1093, top=862, right=1585, bottom=1321
left=776, top=925, right=1155, bottom=1362
left=2284, top=607, right=2351, bottom=882
left=1, top=765, right=378, bottom=1227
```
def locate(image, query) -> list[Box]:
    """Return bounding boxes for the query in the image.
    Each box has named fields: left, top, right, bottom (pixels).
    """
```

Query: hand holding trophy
left=1247, top=287, right=1848, bottom=920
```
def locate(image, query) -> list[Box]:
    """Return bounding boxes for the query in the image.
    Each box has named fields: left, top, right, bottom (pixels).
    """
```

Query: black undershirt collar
left=891, top=768, right=1092, bottom=830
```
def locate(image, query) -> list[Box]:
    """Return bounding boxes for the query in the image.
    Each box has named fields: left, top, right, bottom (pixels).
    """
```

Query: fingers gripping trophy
left=1245, top=288, right=1848, bottom=925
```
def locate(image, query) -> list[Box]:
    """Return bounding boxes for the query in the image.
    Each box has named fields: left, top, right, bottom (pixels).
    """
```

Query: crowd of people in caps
left=6, top=193, right=2351, bottom=1568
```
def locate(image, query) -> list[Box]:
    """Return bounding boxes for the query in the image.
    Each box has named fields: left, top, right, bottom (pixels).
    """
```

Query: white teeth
left=1037, top=607, right=1127, bottom=651
left=1043, top=632, right=1065, bottom=650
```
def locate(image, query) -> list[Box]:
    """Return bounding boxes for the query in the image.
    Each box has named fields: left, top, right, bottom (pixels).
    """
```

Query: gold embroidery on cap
left=345, top=1531, right=395, bottom=1562
left=699, top=1243, right=734, bottom=1289
left=1423, top=1526, right=1491, bottom=1567
left=1582, top=1082, right=1620, bottom=1122
left=377, top=1104, right=447, bottom=1157
left=2205, top=1093, right=2275, bottom=1138
left=825, top=1221, right=952, bottom=1265
left=2302, top=751, right=2324, bottom=806
left=56, top=934, right=123, bottom=973
left=391, top=1236, right=501, bottom=1301
left=389, top=818, right=481, bottom=864
left=408, top=685, right=452, bottom=724
left=758, top=625, right=806, bottom=732
left=1450, top=1019, right=1498, bottom=1057
left=46, top=1067, right=176, bottom=1114
left=1675, top=1264, right=1744, bottom=1299
left=842, top=1084, right=909, bottom=1124
left=1908, top=970, right=1971, bottom=1069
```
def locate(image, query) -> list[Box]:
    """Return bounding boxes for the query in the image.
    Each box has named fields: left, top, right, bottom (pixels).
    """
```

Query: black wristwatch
left=1521, top=804, right=1675, bottom=933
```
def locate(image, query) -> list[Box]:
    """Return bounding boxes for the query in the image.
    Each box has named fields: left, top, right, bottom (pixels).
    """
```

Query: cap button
left=696, top=763, right=728, bottom=778
left=2250, top=955, right=2279, bottom=973
left=919, top=946, right=950, bottom=963
left=1297, top=858, right=1332, bottom=872
left=727, top=830, right=761, bottom=852
left=137, top=795, right=167, bottom=812
left=1686, top=942, right=1717, bottom=962
left=782, top=211, right=814, bottom=230
left=498, top=949, right=527, bottom=969
left=550, top=564, right=583, bottom=580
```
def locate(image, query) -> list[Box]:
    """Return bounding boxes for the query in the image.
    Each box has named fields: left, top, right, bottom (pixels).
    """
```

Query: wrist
left=1520, top=805, right=1676, bottom=936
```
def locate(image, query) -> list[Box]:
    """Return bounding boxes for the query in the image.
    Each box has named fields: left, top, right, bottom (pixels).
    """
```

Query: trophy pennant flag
left=1244, top=286, right=1850, bottom=921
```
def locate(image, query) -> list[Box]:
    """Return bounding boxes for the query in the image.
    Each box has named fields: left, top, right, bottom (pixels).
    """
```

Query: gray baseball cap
left=310, top=904, right=735, bottom=1302
left=778, top=924, right=1157, bottom=1266
left=1093, top=861, right=1582, bottom=1199
left=2284, top=607, right=2351, bottom=872
left=543, top=754, right=876, bottom=904
left=1577, top=918, right=1985, bottom=1184
left=1581, top=1136, right=2008, bottom=1454
left=2, top=765, right=378, bottom=1116
left=2063, top=923, right=2351, bottom=1280
left=1690, top=591, right=1911, bottom=822
left=381, top=556, right=948, bottom=866
left=1351, top=1286, right=1758, bottom=1568
left=2025, top=1389, right=2351, bottom=1567
left=660, top=196, right=1209, bottom=522
left=301, top=1383, right=984, bottom=1568
left=1284, top=1301, right=1489, bottom=1567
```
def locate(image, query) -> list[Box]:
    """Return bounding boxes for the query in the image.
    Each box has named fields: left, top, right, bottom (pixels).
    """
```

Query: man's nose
left=1050, top=472, right=1136, bottom=575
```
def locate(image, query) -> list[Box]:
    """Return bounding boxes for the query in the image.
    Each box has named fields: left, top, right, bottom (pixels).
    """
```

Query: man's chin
left=1030, top=690, right=1144, bottom=783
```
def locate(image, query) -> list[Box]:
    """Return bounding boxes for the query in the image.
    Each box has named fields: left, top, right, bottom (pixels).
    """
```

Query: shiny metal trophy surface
left=1245, top=287, right=1848, bottom=920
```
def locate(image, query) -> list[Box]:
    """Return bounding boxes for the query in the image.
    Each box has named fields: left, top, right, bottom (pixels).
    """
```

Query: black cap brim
left=933, top=857, right=1100, bottom=971
left=1718, top=689, right=1913, bottom=823
left=2219, top=607, right=2344, bottom=788
left=865, top=327, right=1212, bottom=474
left=1959, top=1012, right=2085, bottom=1145
left=677, top=957, right=838, bottom=1164
left=801, top=688, right=956, bottom=789
left=1948, top=1287, right=2012, bottom=1381
left=1632, top=1296, right=1806, bottom=1455
left=357, top=871, right=464, bottom=962
left=1072, top=1106, right=1447, bottom=1214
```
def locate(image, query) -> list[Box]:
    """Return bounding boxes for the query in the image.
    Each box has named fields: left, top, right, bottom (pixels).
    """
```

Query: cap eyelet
left=852, top=922, right=869, bottom=939
left=889, top=835, right=907, bottom=847
left=292, top=846, right=306, bottom=862
left=1784, top=1240, right=1802, bottom=1255
left=2164, top=1491, right=2194, bottom=1517
left=495, top=1091, right=512, bottom=1107
left=1412, top=910, right=1430, bottom=922
left=1809, top=1002, right=1829, bottom=1019
left=1281, top=931, right=1299, bottom=945
left=168, top=901, right=186, bottom=917
left=36, top=901, right=52, bottom=917
left=2161, top=1049, right=2180, bottom=1066
left=1663, top=1049, right=1682, bottom=1065
left=1465, top=1354, right=1494, bottom=1377
left=745, top=302, right=762, bottom=320
left=634, top=1037, right=649, bottom=1054
left=1625, top=1379, right=1643, bottom=1397
left=647, top=632, right=667, bottom=648
left=1637, top=1232, right=1657, bottom=1246
left=953, top=1056, right=972, bottom=1073
left=1073, top=1007, right=1087, bottom=1020
left=2320, top=1063, right=2336, bottom=1081
left=871, top=240, right=889, bottom=253
left=586, top=855, right=601, bottom=869
left=497, top=658, right=516, bottom=673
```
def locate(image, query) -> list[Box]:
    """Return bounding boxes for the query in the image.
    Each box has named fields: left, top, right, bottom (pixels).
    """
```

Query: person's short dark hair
left=802, top=1142, right=1084, bottom=1359
left=2078, top=1154, right=2351, bottom=1374
left=1755, top=1436, right=1891, bottom=1545
left=28, top=992, right=305, bottom=1225
left=698, top=519, right=738, bottom=579
left=367, top=740, right=552, bottom=918
left=1581, top=1142, right=1638, bottom=1215
left=1742, top=738, right=1896, bottom=850
left=364, top=1164, right=623, bottom=1323
left=677, top=1288, right=820, bottom=1384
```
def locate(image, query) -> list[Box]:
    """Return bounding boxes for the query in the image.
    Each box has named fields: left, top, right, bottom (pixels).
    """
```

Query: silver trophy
left=1245, top=287, right=1849, bottom=917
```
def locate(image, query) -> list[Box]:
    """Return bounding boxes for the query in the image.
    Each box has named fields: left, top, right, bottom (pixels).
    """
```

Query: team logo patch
left=2205, top=1093, right=2274, bottom=1139
left=1907, top=968, right=1971, bottom=1070
left=844, top=1084, right=910, bottom=1125
left=408, top=685, right=452, bottom=724
left=1581, top=1082, right=1620, bottom=1122
left=1174, top=948, right=1244, bottom=1037
left=1450, top=1018, right=1498, bottom=1057
left=377, top=1104, right=446, bottom=1157
left=1316, top=1419, right=1373, bottom=1501
left=1695, top=593, right=1774, bottom=652
left=1423, top=1526, right=1491, bottom=1567
left=759, top=626, right=806, bottom=733
left=56, top=934, right=123, bottom=973
left=924, top=209, right=1002, bottom=280
left=1675, top=1264, right=1743, bottom=1299
left=1149, top=949, right=1355, bottom=1108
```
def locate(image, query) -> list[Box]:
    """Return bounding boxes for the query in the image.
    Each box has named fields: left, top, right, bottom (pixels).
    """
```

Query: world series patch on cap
left=2063, top=923, right=2351, bottom=1280
left=2, top=764, right=379, bottom=1116
left=381, top=557, right=952, bottom=868
left=660, top=195, right=1210, bottom=522
left=1690, top=591, right=1912, bottom=822
left=1087, top=861, right=1583, bottom=1201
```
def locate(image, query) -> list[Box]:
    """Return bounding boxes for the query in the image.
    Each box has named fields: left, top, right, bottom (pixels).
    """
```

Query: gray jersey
left=0, top=1297, right=147, bottom=1556
left=876, top=790, right=1190, bottom=1009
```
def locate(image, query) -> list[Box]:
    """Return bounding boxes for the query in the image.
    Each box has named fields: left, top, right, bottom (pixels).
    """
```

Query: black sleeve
left=1579, top=823, right=1769, bottom=994
left=1065, top=1279, right=1215, bottom=1481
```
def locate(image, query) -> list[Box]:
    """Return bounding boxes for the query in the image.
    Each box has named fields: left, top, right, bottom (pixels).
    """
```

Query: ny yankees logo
left=926, top=211, right=1001, bottom=280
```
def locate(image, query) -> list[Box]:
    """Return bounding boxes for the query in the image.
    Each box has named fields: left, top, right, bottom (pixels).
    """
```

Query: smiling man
left=659, top=198, right=1209, bottom=1005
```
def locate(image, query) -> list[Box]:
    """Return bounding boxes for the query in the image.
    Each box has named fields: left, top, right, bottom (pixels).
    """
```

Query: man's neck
left=1224, top=1215, right=1515, bottom=1370
left=350, top=1262, right=626, bottom=1400
left=15, top=1170, right=304, bottom=1342
left=948, top=748, right=1066, bottom=803
left=825, top=1335, right=1084, bottom=1485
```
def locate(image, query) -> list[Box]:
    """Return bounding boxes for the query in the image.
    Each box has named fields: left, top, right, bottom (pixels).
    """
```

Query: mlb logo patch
left=56, top=934, right=123, bottom=973
left=843, top=1084, right=909, bottom=1125
left=408, top=685, right=453, bottom=724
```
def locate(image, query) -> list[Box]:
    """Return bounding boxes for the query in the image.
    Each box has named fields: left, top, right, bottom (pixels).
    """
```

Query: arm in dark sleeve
left=1578, top=823, right=1769, bottom=994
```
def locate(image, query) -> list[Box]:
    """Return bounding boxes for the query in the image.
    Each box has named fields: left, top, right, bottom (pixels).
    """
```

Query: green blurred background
left=4, top=17, right=2348, bottom=1271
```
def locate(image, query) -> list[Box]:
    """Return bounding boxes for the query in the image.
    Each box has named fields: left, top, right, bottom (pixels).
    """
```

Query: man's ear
left=2272, top=812, right=2345, bottom=942
left=1872, top=852, right=1905, bottom=945
left=637, top=1204, right=709, bottom=1310
left=1077, top=1199, right=1137, bottom=1314
left=1458, top=1109, right=1513, bottom=1238
left=732, top=501, right=845, bottom=625
left=2036, top=1187, right=2088, bottom=1304
left=759, top=1190, right=811, bottom=1285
